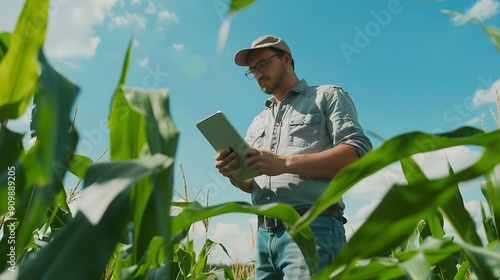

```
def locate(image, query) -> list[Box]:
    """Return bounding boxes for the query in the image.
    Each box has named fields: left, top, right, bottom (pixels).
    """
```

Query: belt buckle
left=260, top=215, right=280, bottom=229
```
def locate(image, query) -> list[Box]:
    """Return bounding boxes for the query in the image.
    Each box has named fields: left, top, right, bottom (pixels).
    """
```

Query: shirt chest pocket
left=288, top=114, right=322, bottom=147
left=250, top=125, right=266, bottom=149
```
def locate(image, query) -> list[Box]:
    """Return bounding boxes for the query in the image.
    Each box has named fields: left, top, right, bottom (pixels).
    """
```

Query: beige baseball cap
left=234, top=35, right=292, bottom=66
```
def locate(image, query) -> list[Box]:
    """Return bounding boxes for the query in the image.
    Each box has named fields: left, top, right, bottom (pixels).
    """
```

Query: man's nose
left=254, top=70, right=263, bottom=79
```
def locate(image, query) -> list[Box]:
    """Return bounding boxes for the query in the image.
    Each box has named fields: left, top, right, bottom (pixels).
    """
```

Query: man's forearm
left=230, top=178, right=253, bottom=193
left=285, top=144, right=360, bottom=178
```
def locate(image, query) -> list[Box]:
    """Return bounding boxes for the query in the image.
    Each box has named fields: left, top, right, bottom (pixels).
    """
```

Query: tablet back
left=196, top=111, right=259, bottom=180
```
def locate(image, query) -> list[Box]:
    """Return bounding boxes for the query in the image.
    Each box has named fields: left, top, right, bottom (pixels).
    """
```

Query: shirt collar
left=264, top=79, right=308, bottom=108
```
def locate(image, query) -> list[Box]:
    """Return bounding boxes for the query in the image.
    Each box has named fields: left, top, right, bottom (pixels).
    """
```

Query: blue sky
left=2, top=0, right=500, bottom=264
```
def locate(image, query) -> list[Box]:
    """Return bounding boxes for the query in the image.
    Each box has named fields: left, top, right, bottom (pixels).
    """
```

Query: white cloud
left=348, top=162, right=406, bottom=200
left=346, top=145, right=484, bottom=238
left=188, top=221, right=210, bottom=238
left=463, top=115, right=484, bottom=126
left=211, top=222, right=245, bottom=240
left=173, top=43, right=184, bottom=51
left=158, top=8, right=179, bottom=23
left=353, top=199, right=380, bottom=221
left=464, top=200, right=486, bottom=220
left=189, top=217, right=255, bottom=263
left=139, top=57, right=149, bottom=68
left=344, top=199, right=382, bottom=240
left=132, top=39, right=140, bottom=47
left=110, top=11, right=147, bottom=29
left=443, top=200, right=490, bottom=243
left=213, top=220, right=255, bottom=261
left=350, top=145, right=482, bottom=201
left=5, top=103, right=33, bottom=135
left=472, top=78, right=500, bottom=107
left=131, top=0, right=141, bottom=4
left=411, top=146, right=482, bottom=179
left=44, top=0, right=119, bottom=59
left=145, top=0, right=156, bottom=14
left=454, top=0, right=500, bottom=25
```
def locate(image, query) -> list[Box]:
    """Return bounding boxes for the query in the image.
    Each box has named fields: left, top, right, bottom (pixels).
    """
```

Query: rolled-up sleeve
left=326, top=87, right=372, bottom=156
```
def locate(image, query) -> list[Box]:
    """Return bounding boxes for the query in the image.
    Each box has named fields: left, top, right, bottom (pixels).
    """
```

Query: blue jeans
left=255, top=215, right=346, bottom=280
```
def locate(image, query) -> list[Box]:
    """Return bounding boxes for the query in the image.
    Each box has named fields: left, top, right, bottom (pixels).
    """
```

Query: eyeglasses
left=245, top=53, right=280, bottom=79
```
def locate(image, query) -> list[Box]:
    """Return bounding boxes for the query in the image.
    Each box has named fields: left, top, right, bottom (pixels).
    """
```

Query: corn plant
left=1, top=0, right=500, bottom=279
left=0, top=1, right=315, bottom=279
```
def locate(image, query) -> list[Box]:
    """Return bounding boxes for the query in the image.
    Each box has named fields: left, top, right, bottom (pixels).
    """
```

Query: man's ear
left=283, top=52, right=292, bottom=66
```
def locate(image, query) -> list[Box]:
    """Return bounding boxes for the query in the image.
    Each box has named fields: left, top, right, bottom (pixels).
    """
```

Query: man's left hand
left=244, top=148, right=288, bottom=176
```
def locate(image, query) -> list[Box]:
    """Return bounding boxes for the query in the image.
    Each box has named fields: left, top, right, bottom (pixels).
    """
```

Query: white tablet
left=196, top=111, right=259, bottom=180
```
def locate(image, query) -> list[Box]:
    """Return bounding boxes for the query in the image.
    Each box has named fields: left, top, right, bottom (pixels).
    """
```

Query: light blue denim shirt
left=245, top=79, right=372, bottom=211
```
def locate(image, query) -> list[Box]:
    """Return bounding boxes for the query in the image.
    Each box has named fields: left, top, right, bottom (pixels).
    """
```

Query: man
left=215, top=35, right=372, bottom=279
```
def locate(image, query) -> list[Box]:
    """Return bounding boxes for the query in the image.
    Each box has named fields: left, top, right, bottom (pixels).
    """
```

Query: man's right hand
left=214, top=147, right=253, bottom=193
left=215, top=147, right=242, bottom=177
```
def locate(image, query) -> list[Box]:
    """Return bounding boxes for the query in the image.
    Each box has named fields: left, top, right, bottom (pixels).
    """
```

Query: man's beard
left=260, top=81, right=277, bottom=94
left=259, top=66, right=287, bottom=94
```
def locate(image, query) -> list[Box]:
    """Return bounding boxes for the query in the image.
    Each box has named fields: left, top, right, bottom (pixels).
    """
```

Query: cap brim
left=234, top=48, right=252, bottom=66
left=234, top=44, right=274, bottom=66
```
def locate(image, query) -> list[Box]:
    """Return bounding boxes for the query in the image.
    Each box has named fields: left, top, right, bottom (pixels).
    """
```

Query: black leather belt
left=257, top=207, right=346, bottom=229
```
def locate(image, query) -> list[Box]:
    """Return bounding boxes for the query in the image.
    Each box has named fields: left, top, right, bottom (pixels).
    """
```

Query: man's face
left=247, top=48, right=286, bottom=94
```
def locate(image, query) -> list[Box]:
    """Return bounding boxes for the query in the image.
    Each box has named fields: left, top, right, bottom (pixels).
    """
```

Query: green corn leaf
left=199, top=238, right=233, bottom=266
left=14, top=50, right=79, bottom=251
left=0, top=32, right=11, bottom=63
left=111, top=243, right=134, bottom=280
left=400, top=156, right=428, bottom=184
left=108, top=41, right=146, bottom=161
left=442, top=9, right=500, bottom=52
left=482, top=166, right=500, bottom=241
left=482, top=24, right=500, bottom=52
left=319, top=237, right=462, bottom=280
left=119, top=86, right=179, bottom=157
left=296, top=127, right=499, bottom=233
left=0, top=50, right=79, bottom=273
left=399, top=251, right=430, bottom=279
left=16, top=154, right=172, bottom=280
left=172, top=201, right=318, bottom=276
left=400, top=156, right=447, bottom=240
left=295, top=127, right=489, bottom=234
left=302, top=127, right=500, bottom=279
left=324, top=257, right=405, bottom=280
left=397, top=237, right=461, bottom=280
left=67, top=154, right=92, bottom=180
left=335, top=178, right=458, bottom=268
left=132, top=237, right=166, bottom=278
left=0, top=126, right=25, bottom=224
left=439, top=162, right=482, bottom=245
left=0, top=0, right=49, bottom=121
left=23, top=51, right=79, bottom=186
left=0, top=125, right=24, bottom=172
left=183, top=238, right=196, bottom=264
left=78, top=155, right=172, bottom=225
left=109, top=85, right=179, bottom=270
left=455, top=261, right=470, bottom=280
left=400, top=156, right=458, bottom=278
left=108, top=39, right=180, bottom=276
left=230, top=0, right=256, bottom=13
left=480, top=201, right=497, bottom=243
left=193, top=239, right=230, bottom=276
left=174, top=245, right=192, bottom=278
left=108, top=41, right=151, bottom=266
left=458, top=241, right=500, bottom=279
